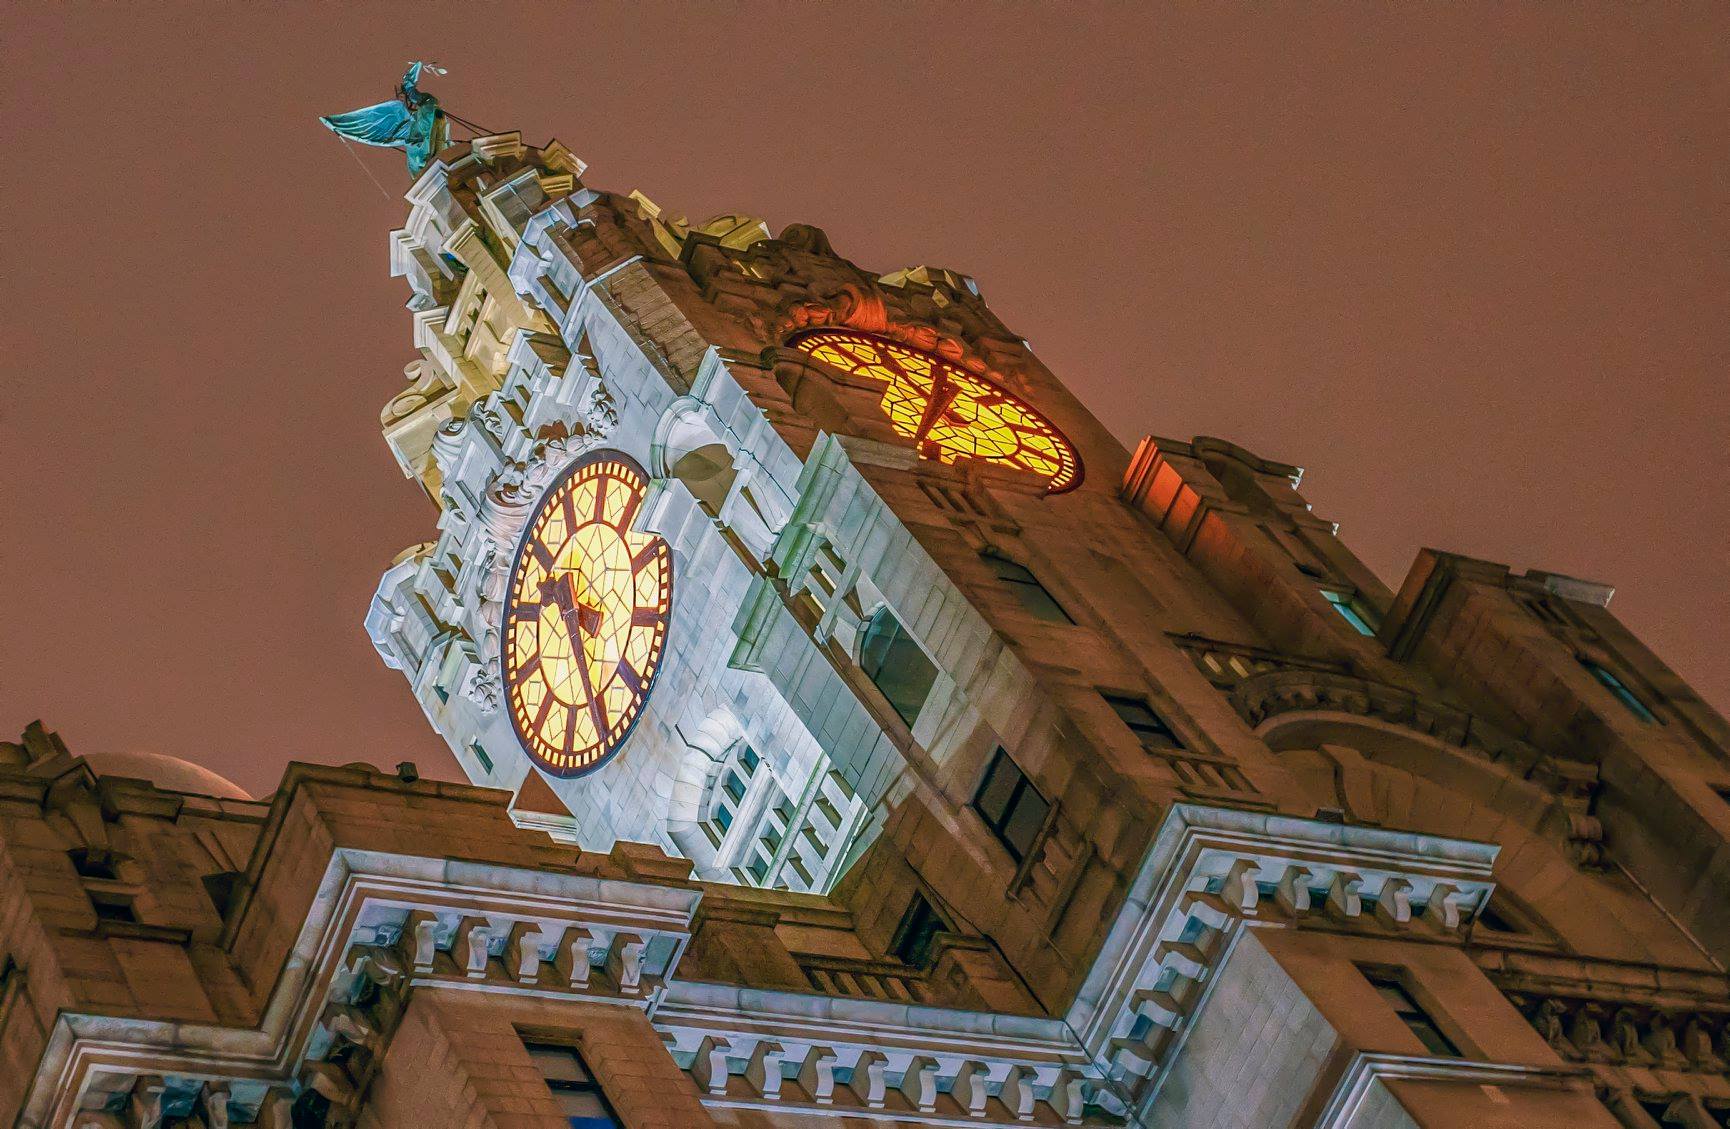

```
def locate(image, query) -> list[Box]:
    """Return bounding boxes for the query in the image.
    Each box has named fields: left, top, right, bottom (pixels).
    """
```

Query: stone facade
left=5, top=129, right=1728, bottom=1126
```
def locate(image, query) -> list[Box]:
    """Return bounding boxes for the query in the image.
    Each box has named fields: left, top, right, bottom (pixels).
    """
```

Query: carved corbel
left=1001, top=1065, right=1039, bottom=1122
left=898, top=1055, right=939, bottom=1113
left=1276, top=865, right=1315, bottom=916
left=1326, top=872, right=1364, bottom=919
left=451, top=917, right=499, bottom=979
left=507, top=921, right=554, bottom=984
left=745, top=1041, right=788, bottom=1100
left=1219, top=858, right=1261, bottom=916
left=606, top=931, right=648, bottom=994
left=554, top=926, right=601, bottom=988
left=950, top=1060, right=992, bottom=1118
left=692, top=1035, right=734, bottom=1096
left=1373, top=878, right=1414, bottom=926
left=1423, top=884, right=1472, bottom=931
left=404, top=911, right=442, bottom=975
left=797, top=1046, right=840, bottom=1105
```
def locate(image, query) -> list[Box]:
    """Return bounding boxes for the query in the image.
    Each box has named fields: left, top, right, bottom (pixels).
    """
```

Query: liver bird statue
left=320, top=62, right=451, bottom=176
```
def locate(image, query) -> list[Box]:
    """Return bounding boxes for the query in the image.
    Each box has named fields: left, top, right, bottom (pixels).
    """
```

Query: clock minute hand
left=540, top=573, right=602, bottom=641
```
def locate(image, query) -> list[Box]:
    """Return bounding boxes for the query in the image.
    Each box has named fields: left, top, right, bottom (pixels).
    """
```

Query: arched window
left=1579, top=658, right=1656, bottom=723
left=985, top=553, right=1073, bottom=624
left=859, top=607, right=938, bottom=727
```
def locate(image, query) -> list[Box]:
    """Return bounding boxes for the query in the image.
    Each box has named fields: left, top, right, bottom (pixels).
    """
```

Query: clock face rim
left=789, top=328, right=1084, bottom=493
left=499, top=449, right=673, bottom=779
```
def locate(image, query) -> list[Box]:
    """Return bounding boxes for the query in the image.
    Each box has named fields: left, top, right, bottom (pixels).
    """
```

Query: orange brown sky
left=2, top=3, right=1725, bottom=795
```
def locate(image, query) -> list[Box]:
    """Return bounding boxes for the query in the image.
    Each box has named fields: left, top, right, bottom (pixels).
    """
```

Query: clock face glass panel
left=793, top=330, right=1082, bottom=492
left=502, top=452, right=672, bottom=777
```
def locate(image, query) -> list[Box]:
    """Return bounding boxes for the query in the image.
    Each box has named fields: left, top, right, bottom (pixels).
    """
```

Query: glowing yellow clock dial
left=793, top=329, right=1082, bottom=492
left=502, top=452, right=672, bottom=776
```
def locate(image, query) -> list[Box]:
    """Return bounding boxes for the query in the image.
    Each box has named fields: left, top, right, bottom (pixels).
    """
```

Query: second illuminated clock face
left=793, top=329, right=1082, bottom=492
left=502, top=452, right=672, bottom=777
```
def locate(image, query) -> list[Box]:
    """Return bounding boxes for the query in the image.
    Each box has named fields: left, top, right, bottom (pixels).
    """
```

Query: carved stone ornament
left=462, top=665, right=501, bottom=714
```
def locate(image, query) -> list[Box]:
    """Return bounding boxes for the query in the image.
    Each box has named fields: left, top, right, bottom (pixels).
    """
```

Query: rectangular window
left=860, top=608, right=938, bottom=727
left=1581, top=659, right=1657, bottom=723
left=1357, top=966, right=1460, bottom=1057
left=1324, top=590, right=1379, bottom=636
left=525, top=1042, right=622, bottom=1128
left=890, top=892, right=946, bottom=968
left=986, top=554, right=1074, bottom=624
left=971, top=748, right=1050, bottom=862
left=469, top=742, right=494, bottom=774
left=1103, top=693, right=1183, bottom=750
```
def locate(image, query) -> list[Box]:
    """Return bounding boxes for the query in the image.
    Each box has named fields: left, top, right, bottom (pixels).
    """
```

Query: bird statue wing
left=319, top=99, right=416, bottom=148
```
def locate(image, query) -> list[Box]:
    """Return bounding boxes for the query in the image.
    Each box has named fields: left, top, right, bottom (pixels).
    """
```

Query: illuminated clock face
left=502, top=452, right=673, bottom=777
left=793, top=329, right=1082, bottom=492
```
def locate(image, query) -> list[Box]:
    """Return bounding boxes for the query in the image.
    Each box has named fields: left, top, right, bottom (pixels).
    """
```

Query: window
left=1357, top=966, right=1460, bottom=1057
left=89, top=892, right=138, bottom=925
left=890, top=892, right=946, bottom=968
left=971, top=748, right=1050, bottom=862
left=68, top=848, right=119, bottom=880
left=1103, top=693, right=1183, bottom=750
left=859, top=607, right=938, bottom=727
left=1323, top=590, right=1379, bottom=636
left=202, top=871, right=241, bottom=917
left=1580, top=659, right=1657, bottom=723
left=985, top=554, right=1073, bottom=624
left=469, top=742, right=494, bottom=774
left=525, top=1043, right=621, bottom=1128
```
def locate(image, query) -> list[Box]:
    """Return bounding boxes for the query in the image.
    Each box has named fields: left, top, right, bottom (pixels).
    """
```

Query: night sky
left=2, top=5, right=1724, bottom=796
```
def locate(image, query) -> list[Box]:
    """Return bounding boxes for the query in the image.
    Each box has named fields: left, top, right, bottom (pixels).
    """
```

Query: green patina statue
left=320, top=62, right=451, bottom=176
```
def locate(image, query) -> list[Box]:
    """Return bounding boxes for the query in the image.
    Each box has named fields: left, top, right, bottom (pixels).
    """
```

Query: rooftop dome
left=82, top=750, right=252, bottom=800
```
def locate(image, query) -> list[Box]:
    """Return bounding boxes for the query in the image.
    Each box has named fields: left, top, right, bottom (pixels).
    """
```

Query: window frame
left=1579, top=657, right=1658, bottom=723
left=1322, top=588, right=1380, bottom=636
left=983, top=552, right=1074, bottom=625
left=858, top=605, right=939, bottom=728
left=1355, top=965, right=1464, bottom=1058
left=1101, top=692, right=1185, bottom=751
left=970, top=747, right=1052, bottom=863
left=523, top=1041, right=622, bottom=1127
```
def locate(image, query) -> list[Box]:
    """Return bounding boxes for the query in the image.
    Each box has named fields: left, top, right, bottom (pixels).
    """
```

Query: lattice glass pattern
left=503, top=453, right=673, bottom=776
left=793, top=330, right=1081, bottom=492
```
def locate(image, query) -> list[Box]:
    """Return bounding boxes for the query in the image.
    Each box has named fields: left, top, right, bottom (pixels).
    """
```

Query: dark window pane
left=973, top=752, right=1022, bottom=827
left=1002, top=787, right=1050, bottom=860
left=860, top=609, right=937, bottom=726
left=1581, top=660, right=1656, bottom=723
left=891, top=894, right=944, bottom=967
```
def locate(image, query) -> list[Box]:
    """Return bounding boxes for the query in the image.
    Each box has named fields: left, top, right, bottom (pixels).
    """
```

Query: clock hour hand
left=538, top=573, right=602, bottom=641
